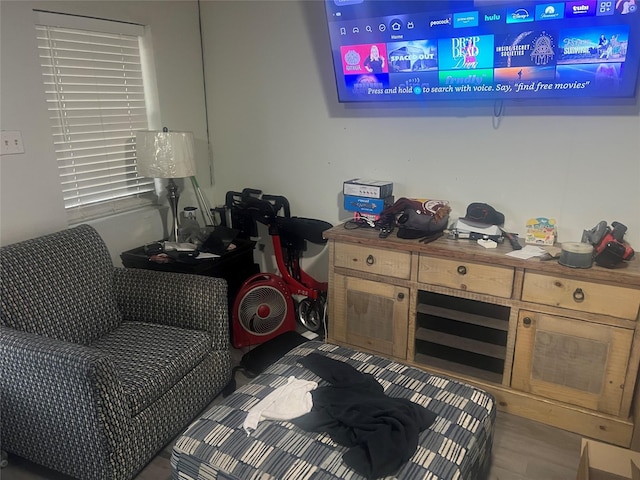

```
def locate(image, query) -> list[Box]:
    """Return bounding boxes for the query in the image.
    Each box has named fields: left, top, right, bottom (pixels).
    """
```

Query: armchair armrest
left=0, top=326, right=131, bottom=470
left=113, top=268, right=229, bottom=350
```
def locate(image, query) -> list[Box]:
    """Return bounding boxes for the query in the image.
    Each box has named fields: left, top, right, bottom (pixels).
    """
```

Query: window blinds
left=35, top=15, right=155, bottom=220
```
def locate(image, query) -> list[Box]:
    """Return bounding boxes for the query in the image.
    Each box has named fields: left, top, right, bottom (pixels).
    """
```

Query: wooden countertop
left=324, top=223, right=640, bottom=287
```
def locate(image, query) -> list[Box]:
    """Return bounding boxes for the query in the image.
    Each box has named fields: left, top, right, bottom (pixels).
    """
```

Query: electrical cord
left=343, top=218, right=375, bottom=229
left=322, top=295, right=329, bottom=342
left=494, top=99, right=504, bottom=117
left=493, top=100, right=504, bottom=129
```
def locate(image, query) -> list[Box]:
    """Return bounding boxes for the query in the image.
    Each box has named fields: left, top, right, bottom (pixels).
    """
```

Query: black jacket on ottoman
left=293, top=353, right=437, bottom=479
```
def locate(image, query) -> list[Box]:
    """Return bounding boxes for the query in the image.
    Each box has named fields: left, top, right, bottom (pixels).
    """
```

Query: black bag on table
left=377, top=197, right=451, bottom=239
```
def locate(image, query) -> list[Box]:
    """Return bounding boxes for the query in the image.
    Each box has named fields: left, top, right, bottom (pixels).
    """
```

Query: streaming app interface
left=324, top=0, right=639, bottom=101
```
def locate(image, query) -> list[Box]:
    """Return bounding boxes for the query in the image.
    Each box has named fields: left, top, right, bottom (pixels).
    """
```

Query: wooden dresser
left=324, top=223, right=640, bottom=447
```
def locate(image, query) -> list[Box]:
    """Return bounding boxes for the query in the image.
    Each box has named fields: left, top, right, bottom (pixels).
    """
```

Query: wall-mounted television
left=324, top=0, right=640, bottom=102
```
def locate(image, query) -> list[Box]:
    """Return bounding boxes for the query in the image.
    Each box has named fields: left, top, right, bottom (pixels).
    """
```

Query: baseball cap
left=460, top=203, right=505, bottom=227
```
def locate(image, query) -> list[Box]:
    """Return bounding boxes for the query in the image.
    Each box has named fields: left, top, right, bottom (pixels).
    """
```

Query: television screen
left=323, top=0, right=640, bottom=102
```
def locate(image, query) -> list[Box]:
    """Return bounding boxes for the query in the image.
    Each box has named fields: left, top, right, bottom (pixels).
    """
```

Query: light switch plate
left=1, top=131, right=25, bottom=155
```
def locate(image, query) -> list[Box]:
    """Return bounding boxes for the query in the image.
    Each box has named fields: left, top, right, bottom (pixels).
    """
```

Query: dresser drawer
left=418, top=255, right=514, bottom=298
left=334, top=242, right=411, bottom=279
left=522, top=272, right=640, bottom=320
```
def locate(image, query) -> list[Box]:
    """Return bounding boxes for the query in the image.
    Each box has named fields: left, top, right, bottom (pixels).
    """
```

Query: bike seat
left=275, top=217, right=332, bottom=245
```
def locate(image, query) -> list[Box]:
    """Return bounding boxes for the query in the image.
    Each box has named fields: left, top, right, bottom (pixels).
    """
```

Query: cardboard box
left=343, top=195, right=393, bottom=214
left=343, top=179, right=393, bottom=199
left=577, top=439, right=640, bottom=480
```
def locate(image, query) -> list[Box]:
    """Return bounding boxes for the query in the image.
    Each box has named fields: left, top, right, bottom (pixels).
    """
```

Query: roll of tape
left=559, top=242, right=594, bottom=268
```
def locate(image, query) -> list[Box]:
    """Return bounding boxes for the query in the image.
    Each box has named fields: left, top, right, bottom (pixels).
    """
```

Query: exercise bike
left=225, top=189, right=332, bottom=349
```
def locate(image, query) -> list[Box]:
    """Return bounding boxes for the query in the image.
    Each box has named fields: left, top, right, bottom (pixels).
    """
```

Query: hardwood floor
left=490, top=410, right=582, bottom=480
left=1, top=403, right=584, bottom=480
left=2, top=357, right=583, bottom=480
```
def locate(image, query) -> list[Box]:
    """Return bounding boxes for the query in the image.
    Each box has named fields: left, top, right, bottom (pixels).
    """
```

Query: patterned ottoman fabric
left=172, top=341, right=495, bottom=480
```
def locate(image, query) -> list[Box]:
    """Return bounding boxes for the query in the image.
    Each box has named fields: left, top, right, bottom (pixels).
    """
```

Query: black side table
left=120, top=238, right=259, bottom=315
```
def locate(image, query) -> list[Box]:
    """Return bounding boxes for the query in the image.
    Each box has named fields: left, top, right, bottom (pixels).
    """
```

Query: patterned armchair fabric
left=0, top=224, right=122, bottom=344
left=0, top=224, right=233, bottom=480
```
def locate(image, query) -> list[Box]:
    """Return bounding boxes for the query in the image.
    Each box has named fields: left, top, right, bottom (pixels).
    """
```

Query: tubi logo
left=565, top=0, right=597, bottom=17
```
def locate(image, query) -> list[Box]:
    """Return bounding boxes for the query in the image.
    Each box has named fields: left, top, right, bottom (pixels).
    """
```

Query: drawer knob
left=573, top=288, right=585, bottom=302
left=457, top=265, right=467, bottom=275
left=366, top=254, right=375, bottom=265
left=397, top=292, right=405, bottom=301
left=523, top=316, right=532, bottom=327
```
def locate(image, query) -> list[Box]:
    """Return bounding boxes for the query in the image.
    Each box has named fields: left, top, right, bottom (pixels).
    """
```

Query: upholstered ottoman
left=171, top=341, right=495, bottom=479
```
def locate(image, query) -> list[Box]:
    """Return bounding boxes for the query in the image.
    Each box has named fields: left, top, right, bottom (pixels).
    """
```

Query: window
left=35, top=11, right=156, bottom=222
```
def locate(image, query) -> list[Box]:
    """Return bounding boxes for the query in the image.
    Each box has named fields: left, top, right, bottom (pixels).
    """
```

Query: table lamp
left=135, top=128, right=196, bottom=242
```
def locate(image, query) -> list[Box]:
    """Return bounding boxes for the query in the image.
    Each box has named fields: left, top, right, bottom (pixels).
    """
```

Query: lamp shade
left=135, top=130, right=196, bottom=179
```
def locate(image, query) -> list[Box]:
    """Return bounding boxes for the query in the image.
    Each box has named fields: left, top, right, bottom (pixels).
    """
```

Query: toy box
left=526, top=217, right=557, bottom=245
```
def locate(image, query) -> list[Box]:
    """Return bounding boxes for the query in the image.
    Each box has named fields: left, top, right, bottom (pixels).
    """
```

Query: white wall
left=200, top=0, right=640, bottom=273
left=0, top=0, right=209, bottom=265
left=2, top=0, right=639, bottom=277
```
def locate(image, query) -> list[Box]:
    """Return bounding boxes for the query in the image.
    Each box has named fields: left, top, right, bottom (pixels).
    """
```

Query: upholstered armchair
left=0, top=224, right=232, bottom=480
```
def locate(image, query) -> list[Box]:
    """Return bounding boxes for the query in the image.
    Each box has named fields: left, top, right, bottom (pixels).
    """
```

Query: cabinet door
left=511, top=310, right=633, bottom=416
left=331, top=273, right=409, bottom=359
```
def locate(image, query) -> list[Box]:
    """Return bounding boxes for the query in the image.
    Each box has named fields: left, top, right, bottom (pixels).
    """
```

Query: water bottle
left=178, top=207, right=202, bottom=244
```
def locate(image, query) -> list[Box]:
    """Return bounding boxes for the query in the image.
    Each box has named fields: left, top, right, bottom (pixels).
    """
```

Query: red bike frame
left=271, top=234, right=328, bottom=300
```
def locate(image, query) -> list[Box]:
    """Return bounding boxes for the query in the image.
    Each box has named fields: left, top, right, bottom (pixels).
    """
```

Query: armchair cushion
left=91, top=321, right=211, bottom=415
left=0, top=224, right=122, bottom=345
left=112, top=267, right=229, bottom=345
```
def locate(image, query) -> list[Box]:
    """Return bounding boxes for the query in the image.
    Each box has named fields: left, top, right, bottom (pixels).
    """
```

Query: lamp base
left=166, top=178, right=180, bottom=242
